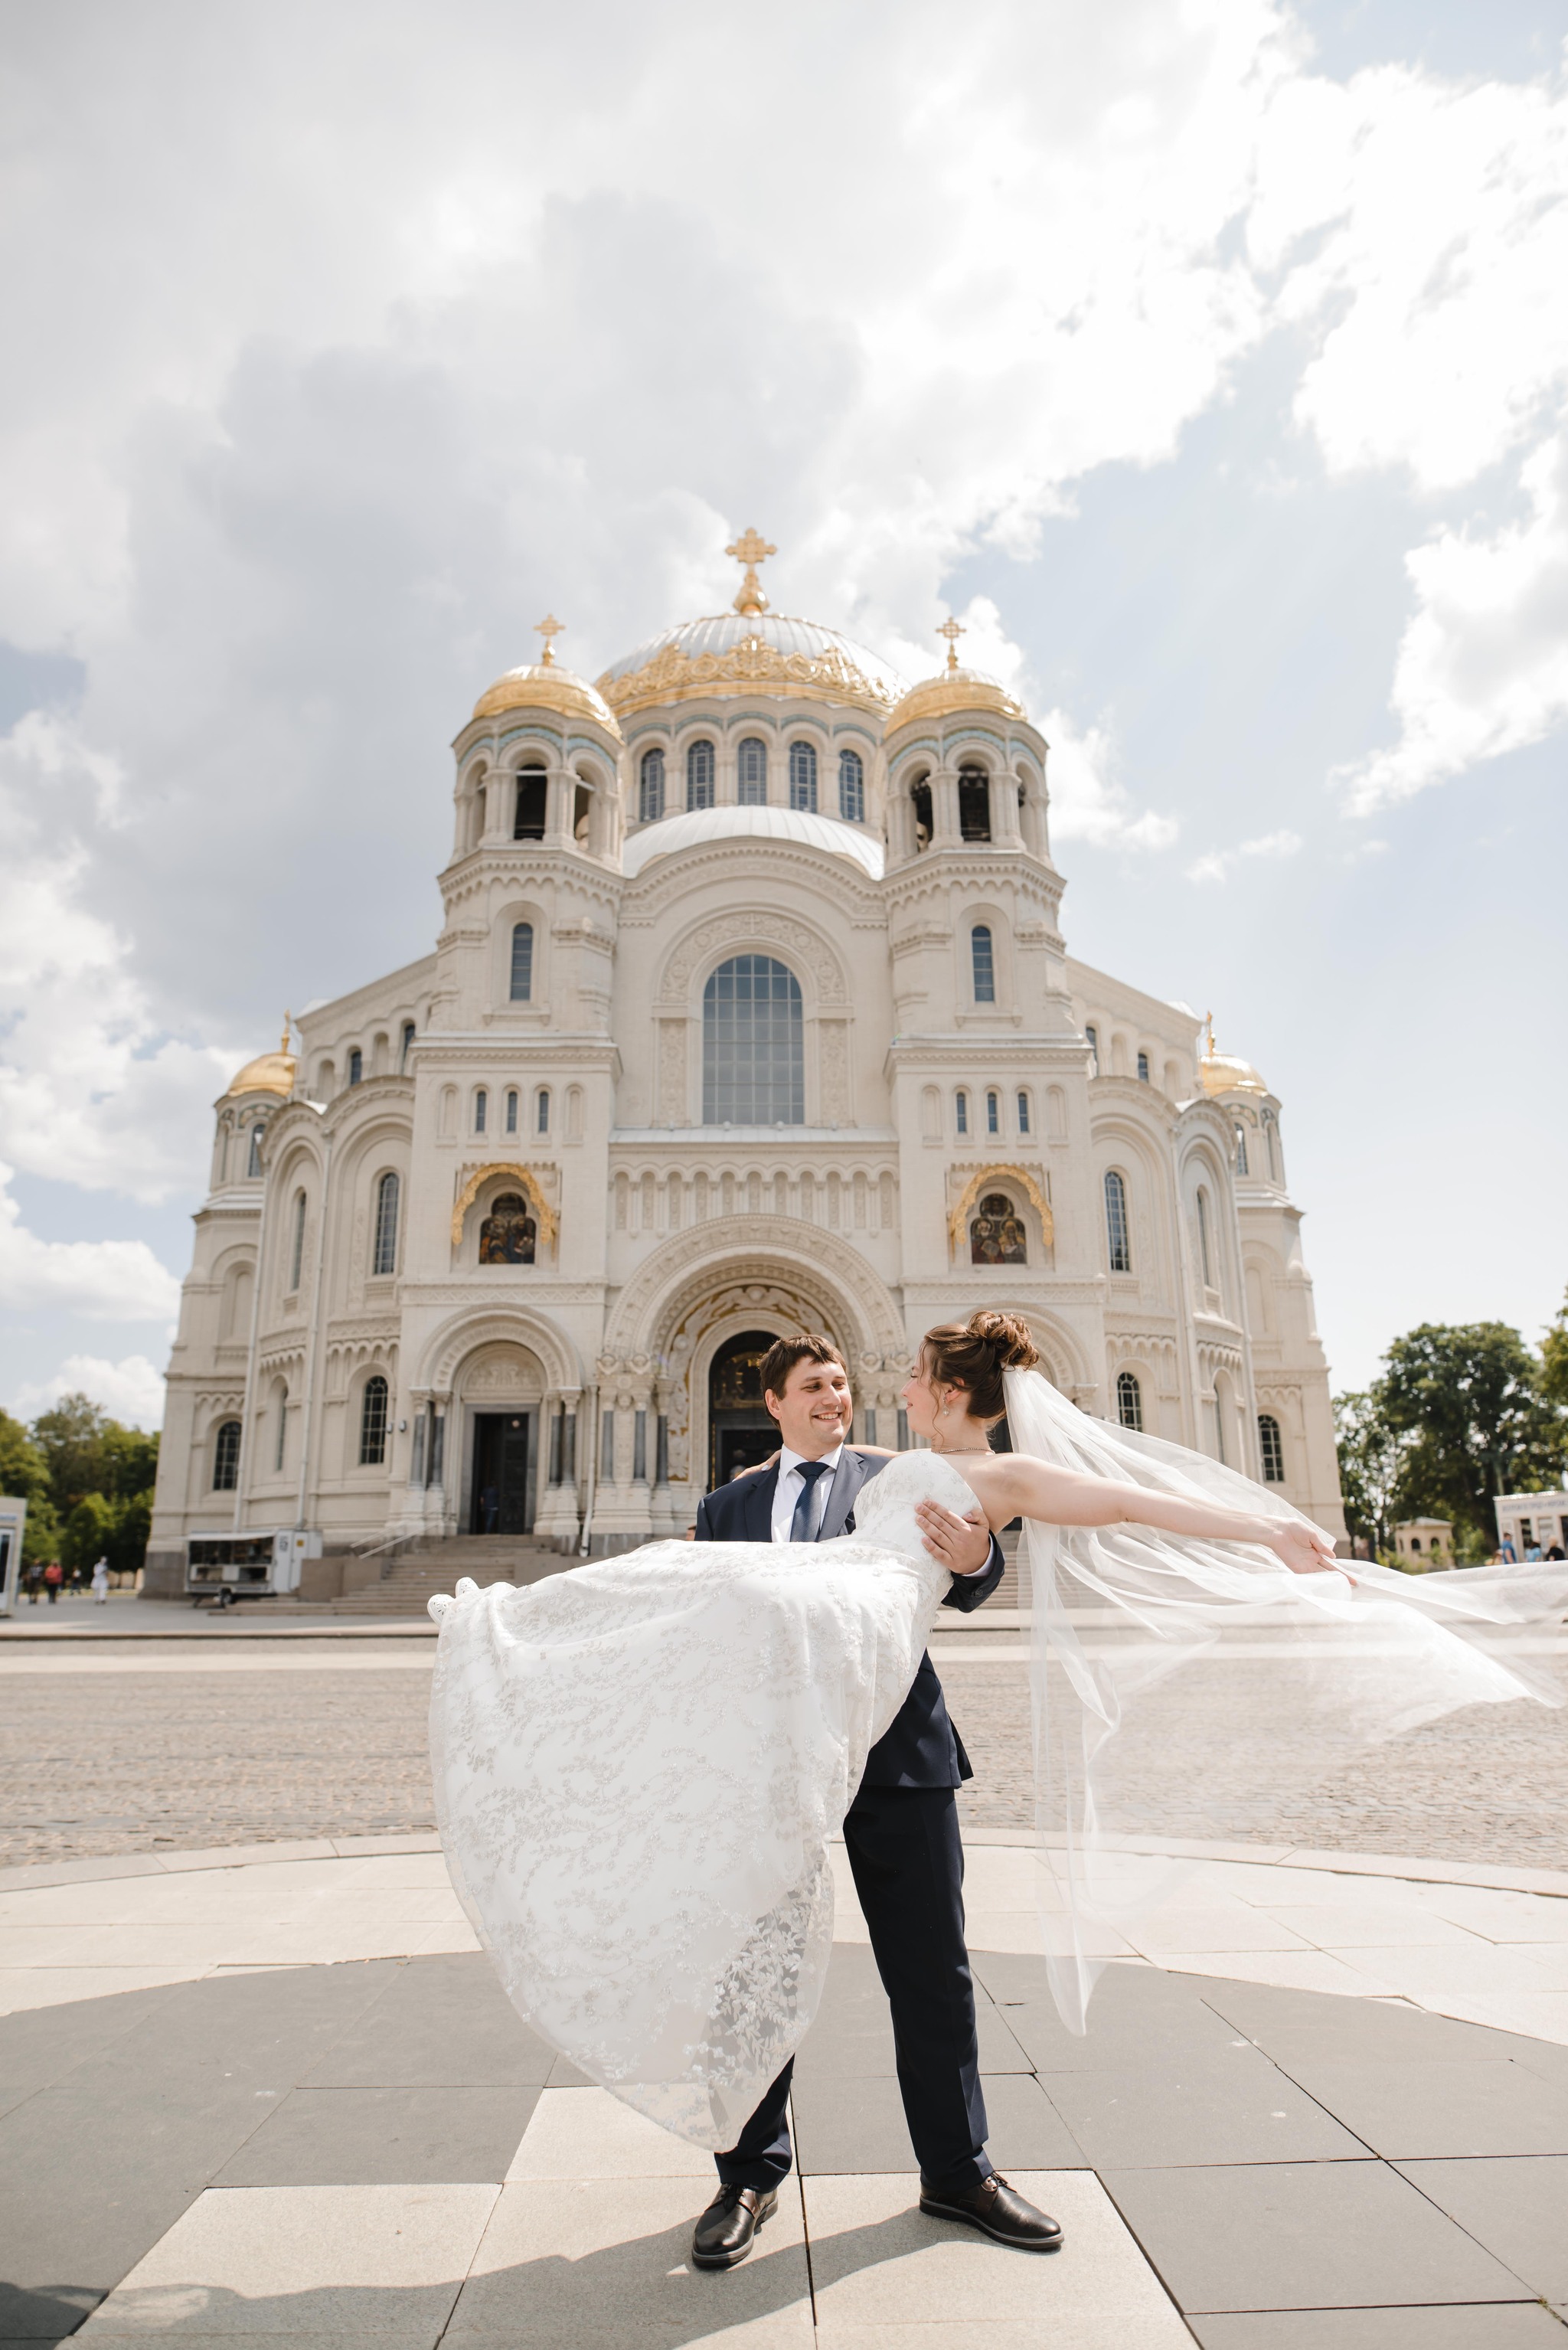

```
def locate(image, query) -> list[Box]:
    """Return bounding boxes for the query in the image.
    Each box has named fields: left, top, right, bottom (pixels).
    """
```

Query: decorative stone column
left=990, top=770, right=1023, bottom=848
left=532, top=1387, right=582, bottom=1551
left=932, top=764, right=961, bottom=844
left=544, top=760, right=574, bottom=849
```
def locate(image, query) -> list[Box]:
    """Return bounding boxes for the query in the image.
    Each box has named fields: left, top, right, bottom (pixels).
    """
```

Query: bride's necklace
left=931, top=1444, right=992, bottom=1456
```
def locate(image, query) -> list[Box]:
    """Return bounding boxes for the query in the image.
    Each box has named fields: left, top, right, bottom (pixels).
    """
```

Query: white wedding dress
left=427, top=1449, right=957, bottom=2148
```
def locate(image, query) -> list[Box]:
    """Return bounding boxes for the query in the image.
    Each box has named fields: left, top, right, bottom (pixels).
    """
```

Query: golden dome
left=884, top=619, right=1027, bottom=734
left=224, top=1018, right=297, bottom=1101
left=1199, top=1018, right=1269, bottom=1098
left=472, top=661, right=622, bottom=737
left=597, top=612, right=904, bottom=719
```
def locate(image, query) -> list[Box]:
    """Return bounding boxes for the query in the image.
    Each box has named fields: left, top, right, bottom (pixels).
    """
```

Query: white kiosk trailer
left=185, top=1528, right=322, bottom=1605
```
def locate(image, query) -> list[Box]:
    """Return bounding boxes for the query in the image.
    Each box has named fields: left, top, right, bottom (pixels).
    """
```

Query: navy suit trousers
left=714, top=1783, right=991, bottom=2195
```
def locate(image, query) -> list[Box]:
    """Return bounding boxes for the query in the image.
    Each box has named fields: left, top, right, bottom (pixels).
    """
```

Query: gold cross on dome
left=534, top=613, right=565, bottom=668
left=726, top=526, right=776, bottom=615
left=936, top=616, right=966, bottom=672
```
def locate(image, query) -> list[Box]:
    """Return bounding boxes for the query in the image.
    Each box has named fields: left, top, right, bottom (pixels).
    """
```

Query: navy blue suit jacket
left=692, top=1447, right=1004, bottom=1788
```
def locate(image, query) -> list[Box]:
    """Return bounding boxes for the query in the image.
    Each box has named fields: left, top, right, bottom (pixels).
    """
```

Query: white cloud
left=11, top=1352, right=167, bottom=1430
left=1187, top=829, right=1304, bottom=883
left=0, top=1162, right=181, bottom=1321
left=1037, top=706, right=1179, bottom=851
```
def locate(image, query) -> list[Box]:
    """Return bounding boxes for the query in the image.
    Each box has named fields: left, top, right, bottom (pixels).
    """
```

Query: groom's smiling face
left=765, top=1357, right=854, bottom=1459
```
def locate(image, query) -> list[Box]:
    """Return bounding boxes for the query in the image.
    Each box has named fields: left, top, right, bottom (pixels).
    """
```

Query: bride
left=429, top=1309, right=1567, bottom=2178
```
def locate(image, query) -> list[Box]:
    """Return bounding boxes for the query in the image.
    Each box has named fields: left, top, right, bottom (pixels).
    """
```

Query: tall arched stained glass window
left=838, top=748, right=864, bottom=822
left=788, top=741, right=817, bottom=811
left=1104, top=1169, right=1131, bottom=1272
left=372, top=1171, right=400, bottom=1277
left=971, top=925, right=995, bottom=1003
left=639, top=747, right=665, bottom=824
left=687, top=738, right=715, bottom=809
left=1258, top=1413, right=1285, bottom=1482
left=1116, top=1371, right=1143, bottom=1430
left=737, top=737, right=768, bottom=806
left=359, top=1374, right=389, bottom=1466
left=509, top=922, right=533, bottom=1002
left=348, top=1048, right=363, bottom=1087
left=702, top=955, right=803, bottom=1124
left=212, top=1420, right=241, bottom=1491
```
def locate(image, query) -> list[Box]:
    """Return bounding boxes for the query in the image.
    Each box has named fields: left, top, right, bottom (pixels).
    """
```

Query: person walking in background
left=91, top=1556, right=109, bottom=1606
left=43, top=1559, right=63, bottom=1604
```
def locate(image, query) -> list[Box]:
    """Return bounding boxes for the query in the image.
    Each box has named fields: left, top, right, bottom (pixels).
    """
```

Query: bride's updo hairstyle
left=920, top=1311, right=1040, bottom=1423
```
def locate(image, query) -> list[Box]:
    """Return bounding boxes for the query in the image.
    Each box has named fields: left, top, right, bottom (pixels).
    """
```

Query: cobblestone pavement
left=5, top=1650, right=1568, bottom=1870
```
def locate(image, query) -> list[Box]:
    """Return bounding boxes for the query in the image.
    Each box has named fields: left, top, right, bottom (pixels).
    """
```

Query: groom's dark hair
left=760, top=1332, right=848, bottom=1404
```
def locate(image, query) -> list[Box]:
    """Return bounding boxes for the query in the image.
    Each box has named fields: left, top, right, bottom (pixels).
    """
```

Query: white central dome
left=622, top=803, right=885, bottom=881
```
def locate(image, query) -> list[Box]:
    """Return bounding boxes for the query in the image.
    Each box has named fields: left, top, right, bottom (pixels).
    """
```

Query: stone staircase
left=324, top=1534, right=573, bottom=1616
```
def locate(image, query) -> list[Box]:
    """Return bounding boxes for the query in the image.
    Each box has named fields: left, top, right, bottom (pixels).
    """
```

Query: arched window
left=639, top=747, right=665, bottom=824
left=1116, top=1371, right=1143, bottom=1431
left=400, top=1020, right=415, bottom=1071
left=514, top=766, right=547, bottom=840
left=1258, top=1414, right=1285, bottom=1482
left=702, top=954, right=803, bottom=1123
left=958, top=764, right=991, bottom=841
left=910, top=775, right=933, bottom=850
left=1084, top=1024, right=1099, bottom=1074
left=839, top=748, right=865, bottom=822
left=273, top=1383, right=289, bottom=1472
left=788, top=740, right=817, bottom=811
left=971, top=1191, right=1026, bottom=1264
left=510, top=922, right=534, bottom=1002
left=247, top=1123, right=265, bottom=1178
left=1234, top=1123, right=1249, bottom=1175
left=737, top=737, right=768, bottom=806
left=479, top=1192, right=536, bottom=1263
left=284, top=1190, right=305, bottom=1294
left=971, top=925, right=995, bottom=1003
left=372, top=1171, right=400, bottom=1277
left=212, top=1420, right=241, bottom=1491
left=986, top=1089, right=1001, bottom=1135
left=348, top=1048, right=363, bottom=1087
left=687, top=737, right=715, bottom=809
left=359, top=1374, right=389, bottom=1466
left=1017, top=1091, right=1031, bottom=1136
left=475, top=1089, right=488, bottom=1135
left=537, top=1087, right=550, bottom=1134
left=1195, top=1186, right=1214, bottom=1287
left=1104, top=1169, right=1131, bottom=1272
left=505, top=1089, right=518, bottom=1135
left=1137, top=1051, right=1150, bottom=1083
left=955, top=1090, right=969, bottom=1136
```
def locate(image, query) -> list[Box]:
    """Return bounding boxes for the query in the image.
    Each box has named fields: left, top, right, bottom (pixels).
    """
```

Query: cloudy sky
left=2, top=0, right=1565, bottom=1428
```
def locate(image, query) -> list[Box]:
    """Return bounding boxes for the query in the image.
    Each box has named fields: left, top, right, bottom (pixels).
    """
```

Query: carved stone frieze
left=658, top=911, right=850, bottom=1009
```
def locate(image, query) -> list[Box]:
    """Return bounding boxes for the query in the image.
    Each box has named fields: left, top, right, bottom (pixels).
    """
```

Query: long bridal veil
left=1002, top=1366, right=1568, bottom=2034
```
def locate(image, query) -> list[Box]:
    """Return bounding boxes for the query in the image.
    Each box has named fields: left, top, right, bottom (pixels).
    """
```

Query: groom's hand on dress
left=915, top=1501, right=992, bottom=1576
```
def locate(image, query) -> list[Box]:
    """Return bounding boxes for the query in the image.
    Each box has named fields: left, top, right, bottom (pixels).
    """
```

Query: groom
left=688, top=1333, right=1062, bottom=2267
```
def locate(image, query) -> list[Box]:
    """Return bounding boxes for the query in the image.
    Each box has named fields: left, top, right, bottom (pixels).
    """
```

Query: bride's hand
left=1266, top=1518, right=1342, bottom=1577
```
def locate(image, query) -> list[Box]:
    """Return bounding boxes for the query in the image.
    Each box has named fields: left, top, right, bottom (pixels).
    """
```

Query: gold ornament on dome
left=470, top=617, right=624, bottom=739
left=534, top=613, right=566, bottom=666
left=1199, top=1012, right=1269, bottom=1097
left=223, top=1012, right=297, bottom=1101
left=885, top=665, right=1027, bottom=730
left=725, top=526, right=777, bottom=616
left=597, top=625, right=896, bottom=717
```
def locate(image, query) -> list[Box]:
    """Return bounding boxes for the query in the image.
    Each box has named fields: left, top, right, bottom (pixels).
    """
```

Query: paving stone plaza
left=3, top=1608, right=1568, bottom=2345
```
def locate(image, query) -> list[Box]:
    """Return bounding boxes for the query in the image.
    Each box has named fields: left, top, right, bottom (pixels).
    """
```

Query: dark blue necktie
left=789, top=1458, right=831, bottom=1543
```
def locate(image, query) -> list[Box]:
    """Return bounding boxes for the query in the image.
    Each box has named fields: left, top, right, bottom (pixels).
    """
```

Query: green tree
left=0, top=1408, right=50, bottom=1505
left=1380, top=1322, right=1566, bottom=1549
left=101, top=1423, right=159, bottom=1501
left=63, top=1492, right=116, bottom=1574
left=1542, top=1289, right=1568, bottom=1412
left=1333, top=1387, right=1408, bottom=1554
left=31, top=1394, right=112, bottom=1515
left=108, top=1489, right=152, bottom=1578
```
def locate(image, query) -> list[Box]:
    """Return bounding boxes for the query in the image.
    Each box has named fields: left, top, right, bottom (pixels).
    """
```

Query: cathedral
left=145, top=535, right=1346, bottom=1597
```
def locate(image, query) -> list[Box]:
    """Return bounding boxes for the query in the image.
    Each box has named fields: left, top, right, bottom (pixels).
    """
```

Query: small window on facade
left=400, top=1019, right=415, bottom=1070
left=971, top=925, right=995, bottom=1002
left=510, top=922, right=534, bottom=1002
left=273, top=1386, right=289, bottom=1472
left=505, top=1089, right=518, bottom=1134
left=956, top=1090, right=969, bottom=1136
left=1234, top=1123, right=1249, bottom=1175
left=247, top=1123, right=265, bottom=1177
left=958, top=764, right=991, bottom=841
left=479, top=1191, right=536, bottom=1263
left=986, top=1090, right=1000, bottom=1135
left=348, top=1048, right=363, bottom=1086
left=537, top=1087, right=550, bottom=1134
left=359, top=1374, right=389, bottom=1466
left=971, top=1191, right=1026, bottom=1264
left=288, top=1191, right=306, bottom=1293
left=1085, top=1024, right=1099, bottom=1074
left=1116, top=1371, right=1143, bottom=1430
left=1017, top=1091, right=1031, bottom=1135
left=1137, top=1051, right=1150, bottom=1083
left=1196, top=1187, right=1214, bottom=1287
left=1258, top=1413, right=1285, bottom=1482
left=839, top=748, right=864, bottom=822
left=372, top=1171, right=400, bottom=1277
left=639, top=747, right=665, bottom=824
left=514, top=768, right=547, bottom=840
left=212, top=1420, right=241, bottom=1491
left=475, top=1089, right=488, bottom=1134
left=788, top=740, right=818, bottom=811
left=687, top=737, right=715, bottom=809
left=1104, top=1169, right=1131, bottom=1273
left=737, top=736, right=768, bottom=805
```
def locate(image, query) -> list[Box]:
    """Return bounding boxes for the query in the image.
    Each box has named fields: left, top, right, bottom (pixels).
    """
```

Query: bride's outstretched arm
left=969, top=1455, right=1340, bottom=1577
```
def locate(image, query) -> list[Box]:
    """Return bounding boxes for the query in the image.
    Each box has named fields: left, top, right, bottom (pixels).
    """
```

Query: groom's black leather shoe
left=919, top=2173, right=1063, bottom=2251
left=691, top=2184, right=778, bottom=2269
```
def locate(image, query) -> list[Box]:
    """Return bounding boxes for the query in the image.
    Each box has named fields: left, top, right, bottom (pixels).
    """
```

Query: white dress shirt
left=770, top=1443, right=844, bottom=1544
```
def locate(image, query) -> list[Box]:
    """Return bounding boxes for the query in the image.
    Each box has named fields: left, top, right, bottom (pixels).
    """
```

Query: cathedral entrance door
left=708, top=1330, right=779, bottom=1490
left=470, top=1412, right=532, bottom=1535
